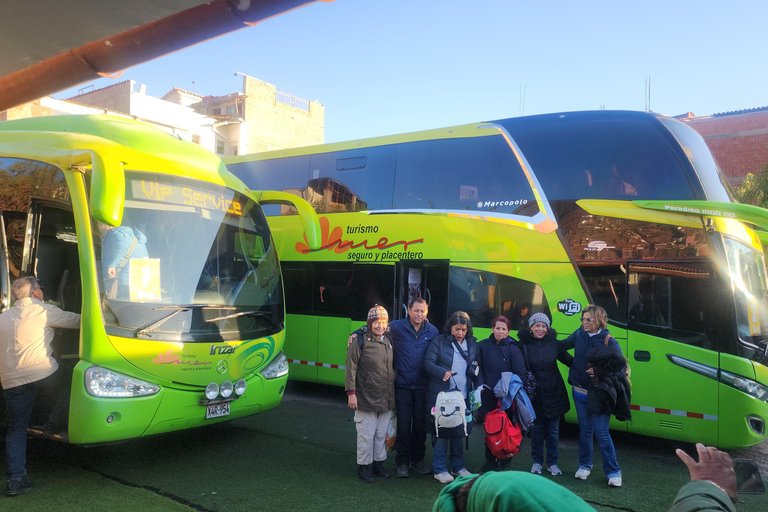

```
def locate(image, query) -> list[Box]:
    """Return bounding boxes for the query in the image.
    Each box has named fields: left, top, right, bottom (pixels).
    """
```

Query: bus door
left=0, top=211, right=13, bottom=312
left=396, top=260, right=449, bottom=331
left=314, top=262, right=396, bottom=385
left=625, top=261, right=720, bottom=445
left=22, top=198, right=81, bottom=359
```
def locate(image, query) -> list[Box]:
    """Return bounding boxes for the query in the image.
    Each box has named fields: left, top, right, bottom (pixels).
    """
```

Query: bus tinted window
left=308, top=146, right=396, bottom=212
left=228, top=155, right=310, bottom=216
left=448, top=266, right=549, bottom=330
left=313, top=263, right=395, bottom=321
left=499, top=114, right=699, bottom=201
left=393, top=136, right=538, bottom=216
left=660, top=117, right=735, bottom=203
left=628, top=261, right=721, bottom=350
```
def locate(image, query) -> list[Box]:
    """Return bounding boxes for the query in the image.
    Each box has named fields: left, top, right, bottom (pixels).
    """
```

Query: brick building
left=679, top=107, right=768, bottom=187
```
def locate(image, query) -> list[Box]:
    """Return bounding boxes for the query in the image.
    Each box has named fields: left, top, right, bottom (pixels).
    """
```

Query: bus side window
left=627, top=262, right=718, bottom=350
left=579, top=265, right=627, bottom=324
left=447, top=266, right=550, bottom=330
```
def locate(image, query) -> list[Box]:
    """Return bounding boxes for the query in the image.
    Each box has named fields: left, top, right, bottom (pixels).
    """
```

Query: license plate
left=205, top=402, right=230, bottom=419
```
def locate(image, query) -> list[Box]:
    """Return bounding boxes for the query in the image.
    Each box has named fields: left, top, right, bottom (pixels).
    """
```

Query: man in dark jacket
left=350, top=298, right=439, bottom=478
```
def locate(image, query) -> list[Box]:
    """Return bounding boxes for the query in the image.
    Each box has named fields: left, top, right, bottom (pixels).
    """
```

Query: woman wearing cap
left=345, top=305, right=396, bottom=483
left=476, top=315, right=527, bottom=473
left=560, top=304, right=623, bottom=487
left=423, top=311, right=482, bottom=484
left=518, top=312, right=572, bottom=477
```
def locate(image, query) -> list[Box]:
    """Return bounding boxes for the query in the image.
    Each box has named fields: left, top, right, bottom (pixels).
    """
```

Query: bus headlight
left=220, top=381, right=234, bottom=398
left=720, top=370, right=768, bottom=402
left=205, top=382, right=220, bottom=400
left=235, top=379, right=247, bottom=396
left=85, top=366, right=160, bottom=398
left=261, top=351, right=289, bottom=380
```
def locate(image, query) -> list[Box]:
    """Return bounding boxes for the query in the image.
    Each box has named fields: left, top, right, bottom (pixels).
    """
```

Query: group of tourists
left=344, top=299, right=627, bottom=487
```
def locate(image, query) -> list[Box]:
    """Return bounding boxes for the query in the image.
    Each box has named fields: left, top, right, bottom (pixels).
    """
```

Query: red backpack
left=484, top=403, right=522, bottom=459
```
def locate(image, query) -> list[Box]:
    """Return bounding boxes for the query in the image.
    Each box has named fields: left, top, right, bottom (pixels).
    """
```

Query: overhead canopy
left=0, top=0, right=318, bottom=112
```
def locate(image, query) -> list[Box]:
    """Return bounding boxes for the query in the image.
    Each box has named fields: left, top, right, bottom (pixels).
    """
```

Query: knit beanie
left=528, top=312, right=551, bottom=329
left=366, top=305, right=389, bottom=332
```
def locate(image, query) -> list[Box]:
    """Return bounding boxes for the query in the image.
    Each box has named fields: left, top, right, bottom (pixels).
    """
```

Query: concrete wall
left=683, top=109, right=768, bottom=186
left=242, top=76, right=324, bottom=154
left=67, top=80, right=134, bottom=113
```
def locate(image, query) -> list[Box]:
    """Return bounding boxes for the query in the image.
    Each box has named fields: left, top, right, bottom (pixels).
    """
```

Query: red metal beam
left=0, top=0, right=316, bottom=112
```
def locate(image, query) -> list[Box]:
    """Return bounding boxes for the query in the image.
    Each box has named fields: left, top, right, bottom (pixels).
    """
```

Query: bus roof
left=0, top=114, right=245, bottom=190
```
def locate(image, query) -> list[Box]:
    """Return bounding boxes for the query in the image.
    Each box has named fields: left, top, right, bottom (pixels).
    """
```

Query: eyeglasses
left=581, top=317, right=594, bottom=323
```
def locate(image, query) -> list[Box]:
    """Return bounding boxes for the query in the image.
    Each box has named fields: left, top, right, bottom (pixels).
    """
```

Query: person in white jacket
left=0, top=277, right=80, bottom=496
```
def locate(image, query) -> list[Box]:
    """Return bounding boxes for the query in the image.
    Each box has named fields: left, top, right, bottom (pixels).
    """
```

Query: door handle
left=634, top=350, right=651, bottom=362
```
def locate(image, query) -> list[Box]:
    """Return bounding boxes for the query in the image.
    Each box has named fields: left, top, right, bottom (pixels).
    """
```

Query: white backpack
left=432, top=390, right=469, bottom=438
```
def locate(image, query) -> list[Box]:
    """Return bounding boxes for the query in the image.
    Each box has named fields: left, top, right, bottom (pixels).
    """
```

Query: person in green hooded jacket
left=432, top=471, right=595, bottom=512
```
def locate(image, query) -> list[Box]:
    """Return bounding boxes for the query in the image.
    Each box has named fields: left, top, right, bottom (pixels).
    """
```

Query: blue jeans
left=4, top=372, right=66, bottom=481
left=530, top=416, right=561, bottom=467
left=432, top=437, right=465, bottom=474
left=573, top=390, right=621, bottom=478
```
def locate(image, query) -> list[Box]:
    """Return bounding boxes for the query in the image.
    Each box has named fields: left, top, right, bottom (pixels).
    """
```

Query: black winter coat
left=477, top=334, right=527, bottom=390
left=423, top=333, right=482, bottom=413
left=585, top=344, right=632, bottom=421
left=517, top=328, right=573, bottom=420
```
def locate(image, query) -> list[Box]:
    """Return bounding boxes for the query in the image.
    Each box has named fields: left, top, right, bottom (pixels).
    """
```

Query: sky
left=54, top=0, right=768, bottom=144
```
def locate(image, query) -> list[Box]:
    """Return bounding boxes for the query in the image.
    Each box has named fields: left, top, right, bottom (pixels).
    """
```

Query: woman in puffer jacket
left=518, top=312, right=572, bottom=477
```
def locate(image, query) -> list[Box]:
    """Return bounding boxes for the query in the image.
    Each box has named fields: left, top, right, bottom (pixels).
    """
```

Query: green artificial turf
left=3, top=382, right=766, bottom=511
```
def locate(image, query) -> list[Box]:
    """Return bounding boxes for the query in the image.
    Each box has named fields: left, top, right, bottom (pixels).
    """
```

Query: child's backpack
left=432, top=390, right=469, bottom=438
left=484, top=402, right=522, bottom=459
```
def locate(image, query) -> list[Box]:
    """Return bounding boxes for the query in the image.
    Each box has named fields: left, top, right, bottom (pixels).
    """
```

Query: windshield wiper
left=206, top=310, right=279, bottom=329
left=134, top=305, right=236, bottom=337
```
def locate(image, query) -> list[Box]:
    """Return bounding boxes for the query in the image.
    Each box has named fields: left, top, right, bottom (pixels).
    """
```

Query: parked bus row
left=225, top=110, right=768, bottom=449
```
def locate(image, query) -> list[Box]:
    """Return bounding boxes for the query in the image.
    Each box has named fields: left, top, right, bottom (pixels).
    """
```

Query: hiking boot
left=372, top=461, right=390, bottom=479
left=530, top=462, right=542, bottom=474
left=499, top=459, right=512, bottom=471
left=548, top=464, right=563, bottom=476
left=434, top=472, right=454, bottom=484
left=396, top=464, right=410, bottom=478
left=608, top=476, right=622, bottom=487
left=411, top=460, right=431, bottom=475
left=357, top=464, right=375, bottom=483
left=451, top=468, right=472, bottom=477
left=6, top=478, right=33, bottom=497
left=477, top=459, right=499, bottom=474
left=575, top=468, right=591, bottom=480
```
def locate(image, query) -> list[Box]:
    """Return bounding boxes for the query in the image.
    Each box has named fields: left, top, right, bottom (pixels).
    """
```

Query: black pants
left=394, top=387, right=427, bottom=466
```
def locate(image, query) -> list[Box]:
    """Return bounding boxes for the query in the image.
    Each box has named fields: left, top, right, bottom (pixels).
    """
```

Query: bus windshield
left=96, top=172, right=283, bottom=342
left=723, top=237, right=768, bottom=350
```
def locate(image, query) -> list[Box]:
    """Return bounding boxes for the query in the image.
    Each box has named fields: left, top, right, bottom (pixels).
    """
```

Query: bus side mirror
left=87, top=151, right=125, bottom=227
left=253, top=191, right=321, bottom=250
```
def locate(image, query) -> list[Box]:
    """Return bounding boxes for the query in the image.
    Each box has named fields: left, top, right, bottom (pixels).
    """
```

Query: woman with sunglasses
left=560, top=304, right=623, bottom=488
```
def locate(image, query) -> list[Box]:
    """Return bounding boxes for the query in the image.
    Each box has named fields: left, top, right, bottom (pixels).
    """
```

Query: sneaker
left=575, top=468, right=591, bottom=480
left=608, top=476, right=622, bottom=487
left=411, top=460, right=431, bottom=475
left=451, top=468, right=472, bottom=477
left=434, top=472, right=455, bottom=484
left=547, top=465, right=563, bottom=476
left=372, top=461, right=390, bottom=479
left=357, top=464, right=375, bottom=483
left=6, top=478, right=33, bottom=497
left=530, top=463, right=542, bottom=474
left=396, top=464, right=410, bottom=478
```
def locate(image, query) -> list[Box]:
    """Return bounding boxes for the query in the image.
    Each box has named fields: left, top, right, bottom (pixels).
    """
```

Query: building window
left=231, top=143, right=238, bottom=156
left=216, top=140, right=225, bottom=155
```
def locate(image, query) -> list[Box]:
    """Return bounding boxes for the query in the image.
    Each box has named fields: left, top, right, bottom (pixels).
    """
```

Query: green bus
left=0, top=114, right=319, bottom=444
left=225, top=110, right=768, bottom=449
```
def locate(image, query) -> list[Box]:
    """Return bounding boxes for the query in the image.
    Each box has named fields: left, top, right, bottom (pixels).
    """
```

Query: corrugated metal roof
left=713, top=106, right=768, bottom=117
